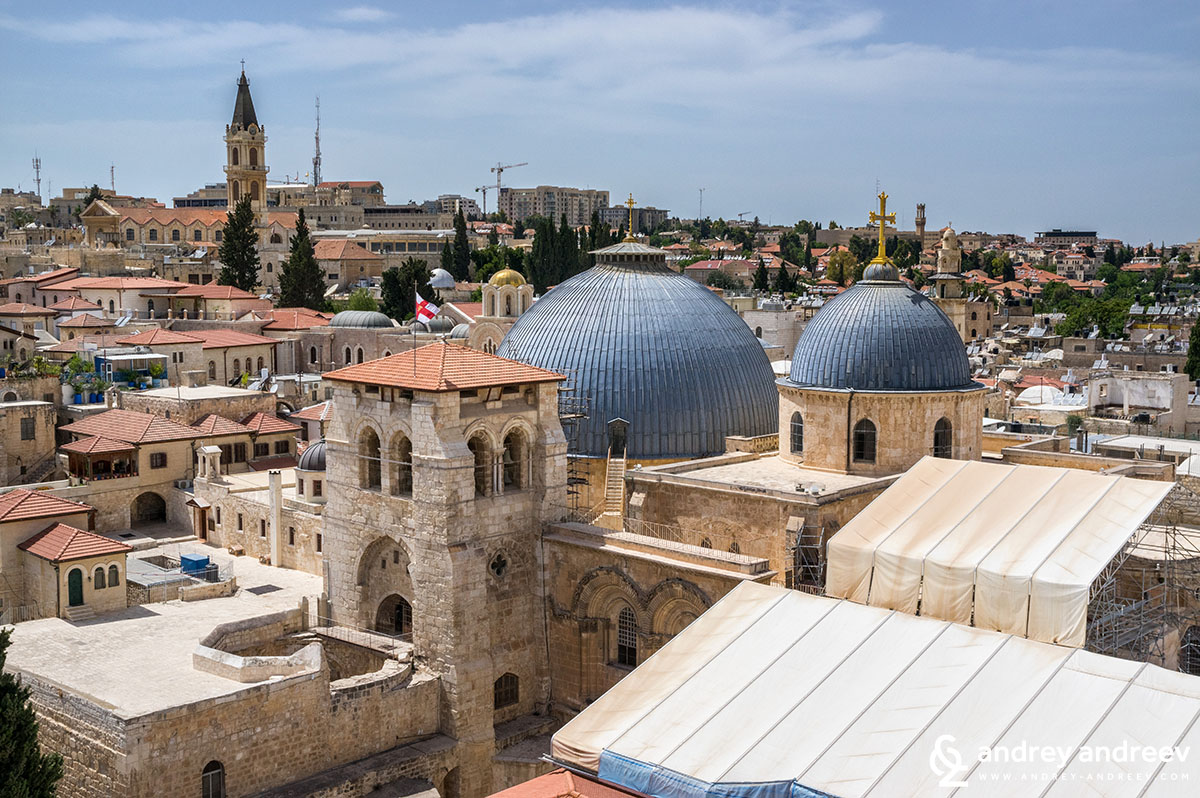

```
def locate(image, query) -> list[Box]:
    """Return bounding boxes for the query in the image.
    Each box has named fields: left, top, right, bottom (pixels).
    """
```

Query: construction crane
left=475, top=185, right=492, bottom=216
left=489, top=161, right=527, bottom=216
left=737, top=211, right=751, bottom=221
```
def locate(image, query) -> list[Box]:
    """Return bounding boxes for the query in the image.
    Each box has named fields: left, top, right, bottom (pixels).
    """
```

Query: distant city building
left=598, top=205, right=668, bottom=234
left=497, top=185, right=609, bottom=227
left=1035, top=228, right=1098, bottom=247
left=424, top=194, right=482, bottom=219
left=172, top=183, right=228, bottom=209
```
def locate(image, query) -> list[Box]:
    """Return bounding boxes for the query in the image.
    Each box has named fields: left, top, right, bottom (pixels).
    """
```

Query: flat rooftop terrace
left=639, top=454, right=892, bottom=499
left=5, top=540, right=322, bottom=719
left=137, top=384, right=265, bottom=401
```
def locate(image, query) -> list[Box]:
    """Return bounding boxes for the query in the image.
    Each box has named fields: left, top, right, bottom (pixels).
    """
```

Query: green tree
left=706, top=271, right=743, bottom=291
left=381, top=258, right=440, bottom=321
left=528, top=218, right=555, bottom=292
left=277, top=208, right=326, bottom=311
left=0, top=628, right=63, bottom=797
left=827, top=250, right=857, bottom=286
left=452, top=209, right=471, bottom=281
left=346, top=287, right=378, bottom=312
left=217, top=195, right=260, bottom=291
left=1187, top=327, right=1200, bottom=381
left=753, top=259, right=770, bottom=291
left=557, top=214, right=580, bottom=280
left=82, top=183, right=104, bottom=209
left=773, top=261, right=793, bottom=294
left=440, top=240, right=454, bottom=276
left=512, top=218, right=525, bottom=240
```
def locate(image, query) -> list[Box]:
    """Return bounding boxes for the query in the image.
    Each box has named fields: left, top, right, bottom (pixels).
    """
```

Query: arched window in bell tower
left=251, top=181, right=260, bottom=202
left=249, top=147, right=258, bottom=167
left=231, top=148, right=239, bottom=166
left=231, top=181, right=240, bottom=201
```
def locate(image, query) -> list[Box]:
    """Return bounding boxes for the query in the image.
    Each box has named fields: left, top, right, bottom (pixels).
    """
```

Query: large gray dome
left=497, top=241, right=778, bottom=460
left=329, top=310, right=394, bottom=329
left=787, top=280, right=973, bottom=391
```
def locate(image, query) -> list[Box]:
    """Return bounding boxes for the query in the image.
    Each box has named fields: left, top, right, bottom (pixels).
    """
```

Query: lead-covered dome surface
left=787, top=280, right=974, bottom=391
left=297, top=439, right=327, bottom=471
left=496, top=241, right=778, bottom=459
left=329, top=310, right=394, bottom=329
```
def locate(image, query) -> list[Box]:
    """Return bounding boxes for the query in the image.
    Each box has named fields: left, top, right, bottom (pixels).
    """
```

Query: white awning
left=551, top=583, right=1200, bottom=798
left=825, top=457, right=1173, bottom=646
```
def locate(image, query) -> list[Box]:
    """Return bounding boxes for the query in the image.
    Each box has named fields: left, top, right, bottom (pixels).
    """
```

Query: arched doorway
left=375, top=594, right=412, bottom=636
left=67, top=568, right=84, bottom=607
left=131, top=492, right=166, bottom=526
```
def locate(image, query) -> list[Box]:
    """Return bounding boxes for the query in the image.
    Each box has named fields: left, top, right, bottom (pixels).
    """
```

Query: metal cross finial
left=240, top=58, right=246, bottom=73
left=868, top=191, right=896, bottom=263
left=624, top=193, right=636, bottom=242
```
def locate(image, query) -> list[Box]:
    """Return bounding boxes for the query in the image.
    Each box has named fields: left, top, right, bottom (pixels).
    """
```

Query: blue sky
left=2, top=1, right=1198, bottom=244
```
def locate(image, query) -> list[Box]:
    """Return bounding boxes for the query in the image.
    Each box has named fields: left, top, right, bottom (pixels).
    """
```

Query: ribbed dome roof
left=496, top=243, right=778, bottom=459
left=329, top=310, right=394, bottom=329
left=297, top=439, right=326, bottom=471
left=787, top=280, right=974, bottom=391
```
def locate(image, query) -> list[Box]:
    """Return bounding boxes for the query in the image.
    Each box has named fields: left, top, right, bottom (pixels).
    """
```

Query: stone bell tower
left=224, top=66, right=269, bottom=227
left=320, top=342, right=567, bottom=797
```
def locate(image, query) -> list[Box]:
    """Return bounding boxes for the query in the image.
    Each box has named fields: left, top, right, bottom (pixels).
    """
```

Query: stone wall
left=118, top=388, right=276, bottom=426
left=0, top=400, right=56, bottom=485
left=198, top=477, right=325, bottom=575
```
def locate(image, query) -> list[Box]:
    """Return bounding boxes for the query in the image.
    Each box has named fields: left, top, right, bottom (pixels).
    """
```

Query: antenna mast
left=31, top=155, right=41, bottom=199
left=110, top=163, right=115, bottom=192
left=312, top=96, right=322, bottom=187
left=698, top=187, right=705, bottom=220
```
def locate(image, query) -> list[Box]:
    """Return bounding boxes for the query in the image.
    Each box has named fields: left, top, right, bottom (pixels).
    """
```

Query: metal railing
left=310, top=614, right=412, bottom=660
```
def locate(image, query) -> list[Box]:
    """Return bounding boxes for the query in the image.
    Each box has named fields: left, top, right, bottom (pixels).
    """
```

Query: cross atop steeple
left=868, top=191, right=896, bottom=264
left=240, top=58, right=245, bottom=73
left=623, top=193, right=636, bottom=242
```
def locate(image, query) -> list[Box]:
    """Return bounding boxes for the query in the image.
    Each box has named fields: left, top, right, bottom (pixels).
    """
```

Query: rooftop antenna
left=31, top=155, right=41, bottom=199
left=110, top=163, right=115, bottom=192
left=312, top=96, right=322, bottom=188
left=698, top=187, right=705, bottom=219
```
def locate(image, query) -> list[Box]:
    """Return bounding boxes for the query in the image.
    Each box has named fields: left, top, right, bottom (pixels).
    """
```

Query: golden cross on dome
left=624, top=193, right=636, bottom=242
left=868, top=191, right=896, bottom=263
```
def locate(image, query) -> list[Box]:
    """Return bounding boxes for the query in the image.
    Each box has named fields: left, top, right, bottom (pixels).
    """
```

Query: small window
left=237, top=513, right=243, bottom=531
left=789, top=412, right=803, bottom=454
left=215, top=507, right=221, bottom=525
left=208, top=361, right=216, bottom=380
left=20, top=417, right=35, bottom=440
left=149, top=452, right=167, bottom=469
left=234, top=443, right=246, bottom=462
left=309, top=346, right=317, bottom=364
left=108, top=564, right=119, bottom=587
left=215, top=231, right=223, bottom=242
left=202, top=761, right=225, bottom=798
left=171, top=228, right=180, bottom=242
left=297, top=478, right=305, bottom=496
left=194, top=229, right=202, bottom=241
left=494, top=672, right=519, bottom=709
left=316, top=533, right=323, bottom=552
left=313, top=480, right=322, bottom=497
left=260, top=519, right=266, bottom=537
left=148, top=229, right=157, bottom=242
left=274, top=440, right=289, bottom=454
left=288, top=527, right=295, bottom=546
left=256, top=357, right=264, bottom=372
left=125, top=228, right=134, bottom=241
left=94, top=566, right=106, bottom=589
left=700, top=538, right=712, bottom=549
left=853, top=419, right=877, bottom=463
left=266, top=262, right=273, bottom=273
left=617, top=607, right=638, bottom=667
left=253, top=443, right=269, bottom=459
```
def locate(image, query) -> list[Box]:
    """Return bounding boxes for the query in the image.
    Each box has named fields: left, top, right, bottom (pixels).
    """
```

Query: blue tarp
left=598, top=750, right=836, bottom=798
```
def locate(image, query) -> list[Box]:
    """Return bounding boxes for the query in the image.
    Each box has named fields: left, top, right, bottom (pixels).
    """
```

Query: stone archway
left=355, top=537, right=415, bottom=632
left=375, top=594, right=412, bottom=636
left=131, top=491, right=166, bottom=526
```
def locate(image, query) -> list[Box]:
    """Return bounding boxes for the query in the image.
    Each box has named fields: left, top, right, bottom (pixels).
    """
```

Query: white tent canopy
left=551, top=583, right=1200, bottom=798
left=824, top=457, right=1172, bottom=646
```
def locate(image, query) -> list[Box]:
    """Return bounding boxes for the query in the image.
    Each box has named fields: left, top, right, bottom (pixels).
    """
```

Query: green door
left=67, top=568, right=84, bottom=607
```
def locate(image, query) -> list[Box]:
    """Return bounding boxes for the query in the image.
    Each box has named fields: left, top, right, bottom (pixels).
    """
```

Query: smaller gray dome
left=413, top=317, right=454, bottom=333
left=450, top=323, right=470, bottom=339
left=329, top=310, right=394, bottom=328
left=297, top=439, right=326, bottom=471
left=429, top=268, right=456, bottom=289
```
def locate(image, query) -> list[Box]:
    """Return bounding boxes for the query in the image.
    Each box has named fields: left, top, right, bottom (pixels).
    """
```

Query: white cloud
left=332, top=6, right=393, bottom=23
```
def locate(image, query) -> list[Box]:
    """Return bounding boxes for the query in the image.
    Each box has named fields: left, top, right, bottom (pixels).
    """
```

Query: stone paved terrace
left=4, top=540, right=322, bottom=718
left=643, top=453, right=890, bottom=497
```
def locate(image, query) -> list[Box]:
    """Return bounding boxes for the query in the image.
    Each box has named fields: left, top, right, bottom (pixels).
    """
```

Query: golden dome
left=489, top=268, right=526, bottom=287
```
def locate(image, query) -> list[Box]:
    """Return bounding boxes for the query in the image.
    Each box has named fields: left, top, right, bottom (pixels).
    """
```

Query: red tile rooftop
left=191, top=414, right=254, bottom=436
left=48, top=296, right=101, bottom=311
left=56, top=313, right=116, bottom=328
left=240, top=412, right=301, bottom=434
left=116, top=328, right=202, bottom=345
left=288, top=401, right=331, bottom=422
left=61, top=409, right=203, bottom=444
left=19, top=523, right=132, bottom=563
left=59, top=436, right=137, bottom=455
left=0, top=489, right=92, bottom=523
left=323, top=341, right=564, bottom=392
left=0, top=302, right=56, bottom=315
left=488, top=770, right=647, bottom=798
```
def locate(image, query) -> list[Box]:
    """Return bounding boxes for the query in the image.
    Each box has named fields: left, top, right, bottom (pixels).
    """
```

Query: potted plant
left=71, top=379, right=86, bottom=405
left=148, top=362, right=166, bottom=388
left=117, top=368, right=138, bottom=387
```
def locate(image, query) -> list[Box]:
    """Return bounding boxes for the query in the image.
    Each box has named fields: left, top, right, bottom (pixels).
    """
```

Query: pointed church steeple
left=231, top=68, right=258, bottom=130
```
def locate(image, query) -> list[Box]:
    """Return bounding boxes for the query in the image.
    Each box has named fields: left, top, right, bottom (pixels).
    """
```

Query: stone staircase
left=595, top=456, right=626, bottom=529
left=64, top=605, right=95, bottom=622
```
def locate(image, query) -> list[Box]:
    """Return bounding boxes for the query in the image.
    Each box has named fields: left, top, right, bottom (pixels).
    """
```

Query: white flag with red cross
left=415, top=292, right=439, bottom=323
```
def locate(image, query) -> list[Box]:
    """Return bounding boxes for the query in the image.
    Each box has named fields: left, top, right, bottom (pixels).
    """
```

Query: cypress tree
left=452, top=209, right=471, bottom=281
left=218, top=195, right=261, bottom=291
left=578, top=225, right=591, bottom=274
left=753, top=259, right=770, bottom=292
left=0, top=629, right=63, bottom=798
left=558, top=214, right=579, bottom=281
left=440, top=240, right=454, bottom=277
left=1187, top=327, right=1200, bottom=381
left=512, top=218, right=525, bottom=240
left=529, top=218, right=554, bottom=293
left=277, top=209, right=326, bottom=311
left=773, top=261, right=793, bottom=294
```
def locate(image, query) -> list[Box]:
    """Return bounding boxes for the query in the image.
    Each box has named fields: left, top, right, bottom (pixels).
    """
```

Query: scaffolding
left=1085, top=482, right=1200, bottom=672
left=785, top=519, right=829, bottom=596
left=556, top=368, right=590, bottom=520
